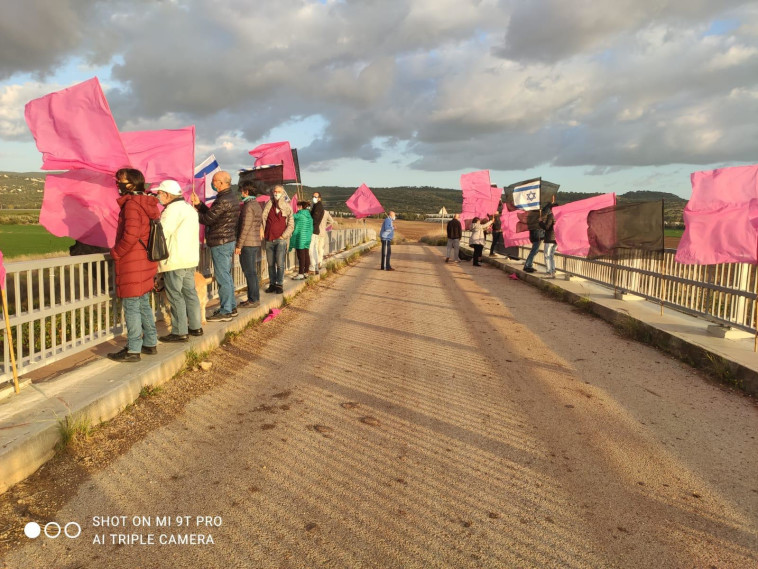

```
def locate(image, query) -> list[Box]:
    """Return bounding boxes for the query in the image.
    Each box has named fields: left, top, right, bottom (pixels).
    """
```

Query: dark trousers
left=381, top=239, right=392, bottom=269
left=472, top=244, right=484, bottom=265
left=524, top=241, right=541, bottom=268
left=239, top=246, right=260, bottom=303
left=489, top=232, right=502, bottom=255
left=296, top=248, right=310, bottom=275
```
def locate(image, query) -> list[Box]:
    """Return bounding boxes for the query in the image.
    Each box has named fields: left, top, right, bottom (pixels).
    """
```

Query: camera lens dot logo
left=24, top=522, right=41, bottom=539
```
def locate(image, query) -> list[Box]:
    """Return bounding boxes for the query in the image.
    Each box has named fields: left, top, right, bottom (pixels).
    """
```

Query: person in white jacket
left=155, top=180, right=202, bottom=342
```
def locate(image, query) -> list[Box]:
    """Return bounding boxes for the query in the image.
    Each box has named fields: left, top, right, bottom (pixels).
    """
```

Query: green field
left=0, top=224, right=74, bottom=259
left=664, top=228, right=684, bottom=238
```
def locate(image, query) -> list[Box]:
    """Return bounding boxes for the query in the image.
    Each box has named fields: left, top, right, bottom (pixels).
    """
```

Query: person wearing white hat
left=155, top=180, right=203, bottom=342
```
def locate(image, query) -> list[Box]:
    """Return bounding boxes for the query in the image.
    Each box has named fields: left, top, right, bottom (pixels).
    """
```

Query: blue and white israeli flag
left=513, top=178, right=541, bottom=211
left=194, top=154, right=221, bottom=203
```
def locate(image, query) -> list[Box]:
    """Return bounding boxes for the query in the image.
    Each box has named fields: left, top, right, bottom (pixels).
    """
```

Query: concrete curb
left=0, top=240, right=377, bottom=494
left=459, top=244, right=758, bottom=398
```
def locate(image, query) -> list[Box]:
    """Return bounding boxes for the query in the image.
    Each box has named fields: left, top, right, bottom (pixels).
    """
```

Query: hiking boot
left=207, top=310, right=233, bottom=322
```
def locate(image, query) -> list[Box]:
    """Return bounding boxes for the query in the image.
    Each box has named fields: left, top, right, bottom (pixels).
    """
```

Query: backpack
left=136, top=201, right=169, bottom=262
left=141, top=218, right=169, bottom=262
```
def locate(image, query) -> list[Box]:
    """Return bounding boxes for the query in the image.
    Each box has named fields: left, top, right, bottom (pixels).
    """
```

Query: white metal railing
left=461, top=231, right=758, bottom=333
left=0, top=228, right=375, bottom=384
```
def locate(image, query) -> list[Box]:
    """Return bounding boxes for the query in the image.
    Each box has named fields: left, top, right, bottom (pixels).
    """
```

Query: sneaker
left=385, top=267, right=396, bottom=271
left=108, top=347, right=140, bottom=362
left=444, top=258, right=450, bottom=263
left=230, top=308, right=239, bottom=317
left=265, top=286, right=277, bottom=293
left=275, top=285, right=284, bottom=294
left=141, top=345, right=158, bottom=355
left=292, top=274, right=305, bottom=280
left=454, top=259, right=461, bottom=263
left=207, top=310, right=233, bottom=322
left=188, top=328, right=204, bottom=336
left=159, top=334, right=188, bottom=343
left=248, top=301, right=260, bottom=308
left=524, top=267, right=536, bottom=273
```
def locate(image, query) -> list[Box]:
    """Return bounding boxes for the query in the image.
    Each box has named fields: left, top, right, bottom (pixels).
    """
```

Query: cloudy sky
left=1, top=0, right=757, bottom=197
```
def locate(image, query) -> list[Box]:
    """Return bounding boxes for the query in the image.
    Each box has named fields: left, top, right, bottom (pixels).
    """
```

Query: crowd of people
left=443, top=200, right=558, bottom=275
left=107, top=168, right=332, bottom=363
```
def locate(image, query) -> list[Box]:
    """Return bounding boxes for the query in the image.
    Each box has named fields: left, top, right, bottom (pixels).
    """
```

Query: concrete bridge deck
left=1, top=242, right=757, bottom=568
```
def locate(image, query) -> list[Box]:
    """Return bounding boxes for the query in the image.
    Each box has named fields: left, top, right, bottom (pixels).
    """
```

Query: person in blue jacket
left=380, top=211, right=396, bottom=271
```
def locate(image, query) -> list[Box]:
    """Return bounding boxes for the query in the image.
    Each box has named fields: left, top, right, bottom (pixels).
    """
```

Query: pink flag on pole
left=460, top=171, right=496, bottom=223
left=675, top=165, right=758, bottom=265
left=121, top=126, right=195, bottom=185
left=552, top=193, right=616, bottom=256
left=0, top=250, right=6, bottom=291
left=249, top=141, right=298, bottom=183
left=346, top=184, right=384, bottom=218
left=502, top=209, right=531, bottom=246
left=40, top=170, right=120, bottom=248
left=24, top=77, right=130, bottom=174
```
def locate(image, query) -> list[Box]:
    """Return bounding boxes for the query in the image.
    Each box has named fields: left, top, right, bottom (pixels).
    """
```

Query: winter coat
left=236, top=198, right=263, bottom=248
left=195, top=188, right=239, bottom=247
left=380, top=217, right=395, bottom=240
left=158, top=197, right=200, bottom=273
left=111, top=193, right=159, bottom=298
left=290, top=209, right=314, bottom=250
left=310, top=201, right=325, bottom=235
left=446, top=218, right=462, bottom=240
left=469, top=220, right=493, bottom=246
left=262, top=195, right=294, bottom=240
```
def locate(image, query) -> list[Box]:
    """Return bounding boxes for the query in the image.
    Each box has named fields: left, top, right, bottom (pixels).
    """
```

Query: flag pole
left=659, top=251, right=666, bottom=316
left=2, top=288, right=19, bottom=394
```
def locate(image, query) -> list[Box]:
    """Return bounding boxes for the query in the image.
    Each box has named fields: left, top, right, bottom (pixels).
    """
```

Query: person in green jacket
left=290, top=201, right=314, bottom=280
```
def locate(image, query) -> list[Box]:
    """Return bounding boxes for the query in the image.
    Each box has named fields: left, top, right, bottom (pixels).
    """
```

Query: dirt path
left=2, top=243, right=757, bottom=568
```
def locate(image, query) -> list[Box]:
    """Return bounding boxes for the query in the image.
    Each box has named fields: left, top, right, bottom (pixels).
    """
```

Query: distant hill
left=0, top=171, right=686, bottom=224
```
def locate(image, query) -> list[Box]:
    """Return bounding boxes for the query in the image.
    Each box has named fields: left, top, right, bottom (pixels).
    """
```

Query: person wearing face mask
left=261, top=185, right=294, bottom=294
left=308, top=192, right=328, bottom=274
left=107, top=168, right=160, bottom=362
left=380, top=211, right=396, bottom=271
left=190, top=171, right=239, bottom=321
left=155, top=180, right=202, bottom=342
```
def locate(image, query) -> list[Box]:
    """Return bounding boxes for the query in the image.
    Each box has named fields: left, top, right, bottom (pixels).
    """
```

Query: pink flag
left=121, top=127, right=195, bottom=185
left=249, top=142, right=298, bottom=182
left=290, top=195, right=299, bottom=215
left=676, top=165, right=758, bottom=265
left=0, top=250, right=6, bottom=291
left=40, top=170, right=120, bottom=248
left=460, top=170, right=495, bottom=223
left=24, top=77, right=130, bottom=174
left=552, top=193, right=616, bottom=256
left=346, top=184, right=384, bottom=218
left=502, top=209, right=531, bottom=246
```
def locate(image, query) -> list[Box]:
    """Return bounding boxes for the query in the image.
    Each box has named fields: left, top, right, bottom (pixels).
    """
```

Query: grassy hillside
left=0, top=171, right=687, bottom=224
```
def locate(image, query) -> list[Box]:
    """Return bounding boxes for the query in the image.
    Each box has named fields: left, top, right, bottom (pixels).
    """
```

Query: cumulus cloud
left=2, top=0, right=758, bottom=178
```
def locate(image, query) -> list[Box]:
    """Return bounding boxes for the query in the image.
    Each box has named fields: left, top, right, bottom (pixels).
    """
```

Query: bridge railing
left=0, top=228, right=375, bottom=384
left=461, top=232, right=758, bottom=334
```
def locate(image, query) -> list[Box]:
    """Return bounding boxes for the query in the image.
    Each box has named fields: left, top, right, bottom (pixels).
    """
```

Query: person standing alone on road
left=380, top=211, right=396, bottom=270
left=445, top=213, right=462, bottom=263
left=190, top=170, right=240, bottom=321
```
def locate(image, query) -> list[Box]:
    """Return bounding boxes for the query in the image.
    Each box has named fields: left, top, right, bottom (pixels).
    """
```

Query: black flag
left=587, top=200, right=664, bottom=258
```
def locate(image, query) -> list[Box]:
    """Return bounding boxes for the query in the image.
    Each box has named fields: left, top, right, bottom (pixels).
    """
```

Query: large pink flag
left=676, top=165, right=758, bottom=265
left=502, top=209, right=530, bottom=246
left=346, top=184, right=384, bottom=218
left=460, top=170, right=494, bottom=223
left=249, top=141, right=298, bottom=182
left=40, top=170, right=120, bottom=248
left=121, top=126, right=195, bottom=185
left=552, top=193, right=616, bottom=256
left=24, top=77, right=130, bottom=174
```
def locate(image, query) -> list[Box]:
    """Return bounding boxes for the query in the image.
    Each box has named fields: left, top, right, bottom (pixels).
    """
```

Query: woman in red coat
left=107, top=168, right=161, bottom=362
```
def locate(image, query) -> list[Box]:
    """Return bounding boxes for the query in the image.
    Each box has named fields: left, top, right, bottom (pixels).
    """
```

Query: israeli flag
left=194, top=154, right=220, bottom=203
left=513, top=179, right=540, bottom=211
